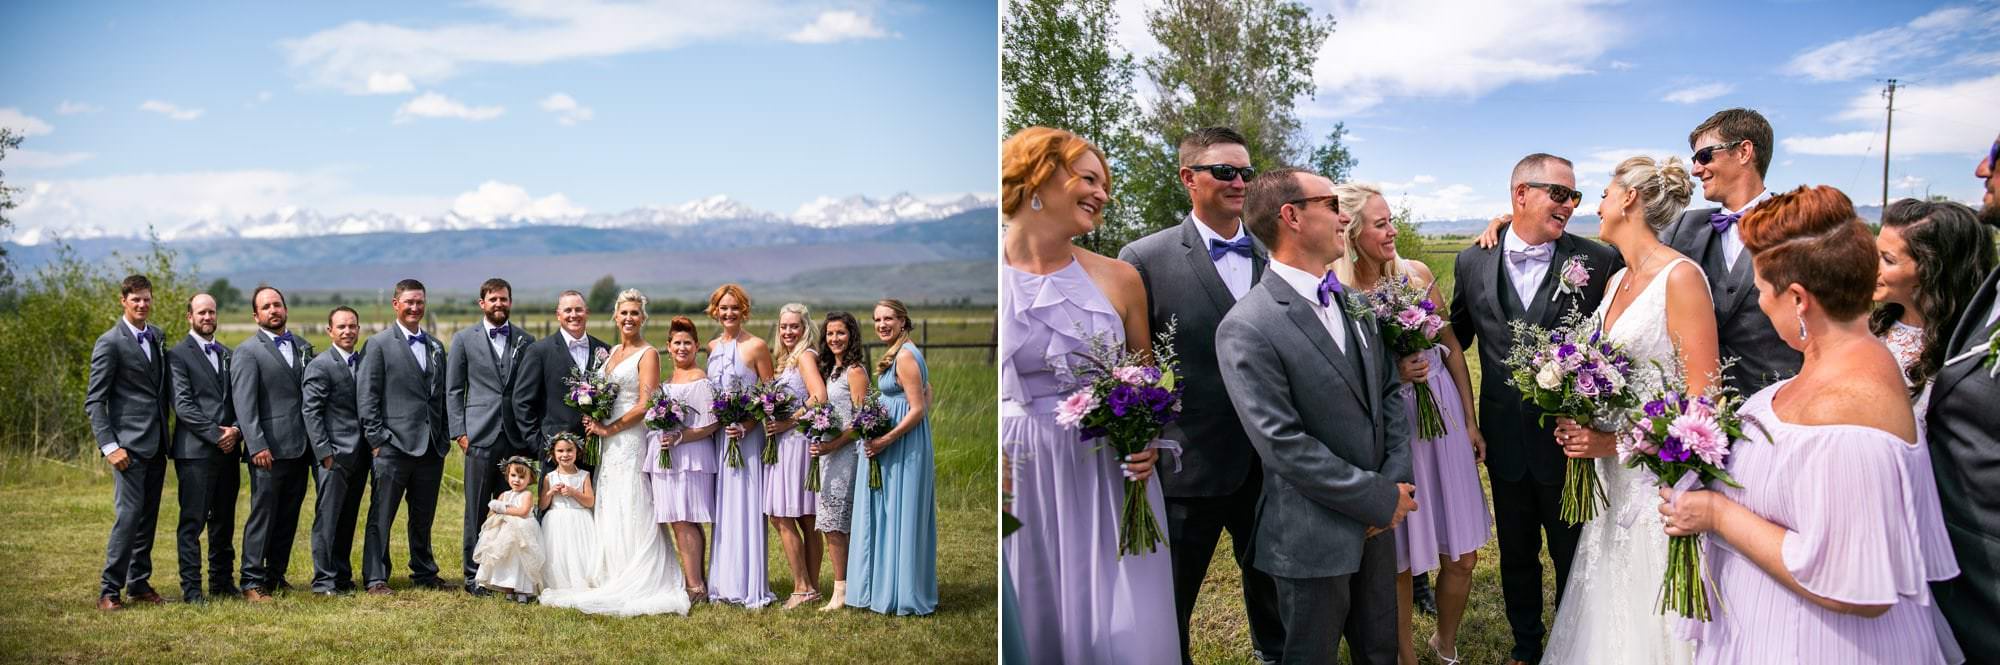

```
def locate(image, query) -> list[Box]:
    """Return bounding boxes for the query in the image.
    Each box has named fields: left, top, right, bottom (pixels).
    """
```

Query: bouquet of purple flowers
left=562, top=366, right=619, bottom=466
left=751, top=381, right=801, bottom=466
left=711, top=385, right=760, bottom=469
left=1354, top=275, right=1451, bottom=439
left=1052, top=322, right=1184, bottom=557
left=644, top=388, right=689, bottom=469
left=851, top=392, right=894, bottom=490
left=1503, top=312, right=1639, bottom=524
left=795, top=401, right=845, bottom=492
left=1618, top=360, right=1758, bottom=621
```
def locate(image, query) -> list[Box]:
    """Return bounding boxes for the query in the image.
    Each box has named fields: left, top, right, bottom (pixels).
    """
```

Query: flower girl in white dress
left=472, top=457, right=547, bottom=602
left=539, top=434, right=602, bottom=592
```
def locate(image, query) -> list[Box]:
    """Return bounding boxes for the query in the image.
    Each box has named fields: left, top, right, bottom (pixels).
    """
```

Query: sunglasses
left=1522, top=182, right=1584, bottom=206
left=1286, top=195, right=1339, bottom=214
left=1987, top=140, right=1999, bottom=169
left=1692, top=140, right=1748, bottom=166
left=1189, top=163, right=1257, bottom=182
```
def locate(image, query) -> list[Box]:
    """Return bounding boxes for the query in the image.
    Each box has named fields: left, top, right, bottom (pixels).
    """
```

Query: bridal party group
left=86, top=276, right=940, bottom=619
left=1001, top=109, right=2000, bottom=664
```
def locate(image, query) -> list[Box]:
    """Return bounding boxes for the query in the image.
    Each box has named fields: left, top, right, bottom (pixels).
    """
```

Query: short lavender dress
left=1393, top=346, right=1491, bottom=574
left=645, top=376, right=717, bottom=524
left=764, top=358, right=818, bottom=518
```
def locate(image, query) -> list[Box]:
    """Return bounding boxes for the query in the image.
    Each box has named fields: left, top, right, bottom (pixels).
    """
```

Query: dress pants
left=1269, top=532, right=1396, bottom=665
left=240, top=454, right=310, bottom=592
left=1165, top=468, right=1285, bottom=664
left=310, top=458, right=369, bottom=592
left=100, top=452, right=167, bottom=598
left=173, top=456, right=240, bottom=598
left=363, top=451, right=444, bottom=587
left=1489, top=474, right=1582, bottom=663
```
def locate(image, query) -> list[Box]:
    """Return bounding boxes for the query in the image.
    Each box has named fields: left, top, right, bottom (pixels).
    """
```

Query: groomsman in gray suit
left=231, top=285, right=317, bottom=602
left=1216, top=167, right=1415, bottom=665
left=86, top=275, right=173, bottom=610
left=448, top=278, right=534, bottom=595
left=166, top=293, right=241, bottom=603
left=1117, top=127, right=1284, bottom=663
left=1660, top=108, right=1801, bottom=395
left=359, top=279, right=450, bottom=594
left=1927, top=131, right=2000, bottom=657
left=303, top=306, right=367, bottom=595
left=513, top=289, right=609, bottom=478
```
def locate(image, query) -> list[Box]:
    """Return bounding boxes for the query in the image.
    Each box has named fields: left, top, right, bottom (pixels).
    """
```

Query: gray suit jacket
left=167, top=335, right=236, bottom=460
left=1662, top=208, right=1801, bottom=395
left=1119, top=217, right=1270, bottom=498
left=446, top=323, right=535, bottom=452
left=302, top=349, right=366, bottom=469
left=1216, top=270, right=1413, bottom=579
left=85, top=320, right=171, bottom=458
left=357, top=326, right=447, bottom=458
left=230, top=329, right=315, bottom=460
left=1926, top=266, right=2000, bottom=653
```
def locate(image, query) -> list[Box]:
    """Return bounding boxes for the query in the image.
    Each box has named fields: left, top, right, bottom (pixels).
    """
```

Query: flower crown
left=546, top=432, right=585, bottom=456
left=497, top=455, right=537, bottom=472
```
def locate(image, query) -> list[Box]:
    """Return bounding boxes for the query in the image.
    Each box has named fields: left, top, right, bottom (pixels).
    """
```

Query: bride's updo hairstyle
left=615, top=288, right=648, bottom=319
left=1739, top=185, right=1877, bottom=322
left=1610, top=155, right=1693, bottom=232
left=1001, top=126, right=1110, bottom=220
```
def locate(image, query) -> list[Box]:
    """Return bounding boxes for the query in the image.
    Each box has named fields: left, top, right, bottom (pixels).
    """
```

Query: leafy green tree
left=1309, top=122, right=1358, bottom=183
left=205, top=277, right=243, bottom=309
left=587, top=275, right=619, bottom=315
left=0, top=128, right=21, bottom=289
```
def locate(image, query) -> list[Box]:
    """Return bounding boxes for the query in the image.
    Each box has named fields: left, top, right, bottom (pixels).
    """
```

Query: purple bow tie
left=203, top=342, right=224, bottom=356
left=1709, top=210, right=1741, bottom=233
left=1317, top=271, right=1345, bottom=308
left=346, top=354, right=359, bottom=369
left=407, top=331, right=429, bottom=347
left=271, top=331, right=296, bottom=346
left=134, top=329, right=155, bottom=345
left=1208, top=236, right=1254, bottom=261
left=1506, top=243, right=1553, bottom=267
left=489, top=325, right=511, bottom=339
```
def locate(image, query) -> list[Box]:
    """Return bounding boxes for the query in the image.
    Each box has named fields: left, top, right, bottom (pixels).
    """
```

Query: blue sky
left=0, top=1, right=997, bottom=236
left=1110, top=0, right=2000, bottom=221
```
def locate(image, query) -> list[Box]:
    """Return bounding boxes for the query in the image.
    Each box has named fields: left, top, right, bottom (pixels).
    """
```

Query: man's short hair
left=479, top=278, right=512, bottom=299
left=1243, top=166, right=1315, bottom=248
left=1688, top=108, right=1774, bottom=178
left=329, top=306, right=358, bottom=325
left=1178, top=126, right=1249, bottom=167
left=1510, top=153, right=1574, bottom=186
left=186, top=293, right=211, bottom=313
left=393, top=279, right=426, bottom=299
left=251, top=285, right=285, bottom=308
left=119, top=274, right=152, bottom=298
left=557, top=290, right=586, bottom=307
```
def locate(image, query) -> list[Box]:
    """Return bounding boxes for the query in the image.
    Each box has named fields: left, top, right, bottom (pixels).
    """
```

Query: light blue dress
left=844, top=345, right=938, bottom=615
left=706, top=337, right=773, bottom=608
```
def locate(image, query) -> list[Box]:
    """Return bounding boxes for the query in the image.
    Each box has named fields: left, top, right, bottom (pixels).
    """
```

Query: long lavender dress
left=1000, top=260, right=1179, bottom=664
left=765, top=358, right=818, bottom=517
left=646, top=377, right=717, bottom=524
left=1393, top=346, right=1491, bottom=574
left=1691, top=379, right=1962, bottom=664
left=707, top=338, right=773, bottom=608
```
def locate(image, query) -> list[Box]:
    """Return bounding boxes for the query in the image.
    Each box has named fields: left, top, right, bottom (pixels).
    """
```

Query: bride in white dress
left=1544, top=156, right=1718, bottom=664
left=540, top=289, right=692, bottom=617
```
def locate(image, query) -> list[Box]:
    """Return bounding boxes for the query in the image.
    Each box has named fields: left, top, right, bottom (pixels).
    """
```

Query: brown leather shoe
left=128, top=589, right=166, bottom=604
left=365, top=584, right=393, bottom=596
left=96, top=595, right=123, bottom=611
left=244, top=588, right=273, bottom=603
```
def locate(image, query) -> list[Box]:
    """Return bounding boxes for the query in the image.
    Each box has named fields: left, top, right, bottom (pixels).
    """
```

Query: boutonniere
left=1555, top=256, right=1591, bottom=299
left=591, top=346, right=610, bottom=371
left=1984, top=327, right=2000, bottom=378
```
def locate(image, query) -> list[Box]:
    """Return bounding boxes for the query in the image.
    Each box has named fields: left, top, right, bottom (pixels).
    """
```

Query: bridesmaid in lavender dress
left=999, top=126, right=1178, bottom=663
left=647, top=316, right=724, bottom=602
left=705, top=283, right=776, bottom=609
left=766, top=303, right=825, bottom=609
left=1660, top=187, right=1962, bottom=664
left=1331, top=182, right=1490, bottom=665
left=811, top=311, right=869, bottom=611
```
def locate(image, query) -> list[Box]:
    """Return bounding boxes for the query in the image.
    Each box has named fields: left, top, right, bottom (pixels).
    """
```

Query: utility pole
left=1882, top=79, right=1898, bottom=217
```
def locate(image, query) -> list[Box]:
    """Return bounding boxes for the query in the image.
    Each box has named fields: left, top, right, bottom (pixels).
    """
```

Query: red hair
left=1001, top=126, right=1110, bottom=219
left=1739, top=185, right=1878, bottom=321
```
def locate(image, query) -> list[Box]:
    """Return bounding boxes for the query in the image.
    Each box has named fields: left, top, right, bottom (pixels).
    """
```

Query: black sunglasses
left=1286, top=195, right=1339, bottom=214
left=1692, top=139, right=1748, bottom=166
left=1189, top=163, right=1257, bottom=182
left=1987, top=139, right=1998, bottom=169
left=1522, top=182, right=1583, bottom=206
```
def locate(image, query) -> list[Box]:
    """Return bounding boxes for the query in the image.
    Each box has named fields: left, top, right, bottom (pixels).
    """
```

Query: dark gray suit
left=1662, top=208, right=1801, bottom=395
left=166, top=334, right=239, bottom=599
left=85, top=319, right=171, bottom=599
left=513, top=331, right=610, bottom=476
left=230, top=328, right=316, bottom=592
left=446, top=322, right=534, bottom=587
left=1216, top=271, right=1412, bottom=665
left=1448, top=228, right=1619, bottom=663
left=1118, top=218, right=1283, bottom=662
left=303, top=348, right=367, bottom=592
left=1927, top=266, right=2000, bottom=656
left=358, top=325, right=448, bottom=588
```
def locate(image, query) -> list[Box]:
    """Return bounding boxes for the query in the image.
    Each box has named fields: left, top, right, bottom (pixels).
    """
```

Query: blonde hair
left=1611, top=156, right=1694, bottom=233
left=1329, top=182, right=1404, bottom=287
left=1001, top=126, right=1111, bottom=220
left=873, top=298, right=913, bottom=375
left=772, top=302, right=818, bottom=373
left=614, top=288, right=648, bottom=319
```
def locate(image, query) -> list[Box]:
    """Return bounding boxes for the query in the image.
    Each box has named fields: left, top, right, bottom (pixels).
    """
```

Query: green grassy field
left=0, top=361, right=997, bottom=664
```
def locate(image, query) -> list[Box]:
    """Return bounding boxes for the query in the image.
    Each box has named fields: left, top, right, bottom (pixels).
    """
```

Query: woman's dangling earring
left=1795, top=307, right=1808, bottom=342
left=1030, top=194, right=1042, bottom=211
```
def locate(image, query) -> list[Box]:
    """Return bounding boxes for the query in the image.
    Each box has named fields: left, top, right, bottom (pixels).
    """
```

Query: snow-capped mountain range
left=6, top=192, right=996, bottom=246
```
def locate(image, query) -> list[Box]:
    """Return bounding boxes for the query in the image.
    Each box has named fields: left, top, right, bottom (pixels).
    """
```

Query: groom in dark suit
left=86, top=275, right=172, bottom=610
left=1117, top=126, right=1284, bottom=664
left=231, top=285, right=317, bottom=602
left=302, top=306, right=367, bottom=595
left=1449, top=154, right=1620, bottom=665
left=1216, top=167, right=1415, bottom=665
left=359, top=279, right=449, bottom=594
left=166, top=292, right=241, bottom=604
left=513, top=289, right=609, bottom=478
left=1659, top=108, right=1801, bottom=395
left=448, top=278, right=535, bottom=595
left=1927, top=131, right=2000, bottom=658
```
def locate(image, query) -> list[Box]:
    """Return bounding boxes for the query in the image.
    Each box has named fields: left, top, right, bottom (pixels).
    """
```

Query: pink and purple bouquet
left=750, top=381, right=802, bottom=465
left=562, top=367, right=619, bottom=466
left=711, top=386, right=760, bottom=469
left=1504, top=312, right=1639, bottom=524
left=1052, top=323, right=1184, bottom=557
left=1618, top=361, right=1757, bottom=621
left=795, top=401, right=845, bottom=492
left=643, top=389, right=689, bottom=469
left=852, top=392, right=894, bottom=490
left=1354, top=275, right=1451, bottom=439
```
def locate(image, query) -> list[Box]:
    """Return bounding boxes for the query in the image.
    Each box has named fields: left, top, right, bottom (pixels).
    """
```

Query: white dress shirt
left=1268, top=258, right=1350, bottom=354
left=1716, top=189, right=1769, bottom=271
left=560, top=328, right=588, bottom=370
left=1503, top=227, right=1553, bottom=309
left=400, top=323, right=430, bottom=371
left=484, top=320, right=510, bottom=363
left=1194, top=214, right=1253, bottom=300
left=189, top=332, right=220, bottom=373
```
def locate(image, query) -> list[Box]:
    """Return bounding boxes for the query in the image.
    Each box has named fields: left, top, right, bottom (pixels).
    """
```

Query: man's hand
left=252, top=449, right=274, bottom=469
left=320, top=456, right=333, bottom=470
left=1389, top=483, right=1418, bottom=529
left=105, top=447, right=132, bottom=471
left=456, top=435, right=469, bottom=454
left=218, top=426, right=242, bottom=453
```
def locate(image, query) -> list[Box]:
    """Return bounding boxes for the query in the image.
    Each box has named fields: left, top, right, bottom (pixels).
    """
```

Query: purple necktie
left=1317, top=271, right=1345, bottom=307
left=1709, top=210, right=1741, bottom=233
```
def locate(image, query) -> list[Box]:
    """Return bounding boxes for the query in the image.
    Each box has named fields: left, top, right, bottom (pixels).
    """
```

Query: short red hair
left=1000, top=126, right=1110, bottom=219
left=1739, top=185, right=1877, bottom=321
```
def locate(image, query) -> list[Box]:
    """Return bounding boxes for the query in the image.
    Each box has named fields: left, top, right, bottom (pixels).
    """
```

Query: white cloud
left=1307, top=0, right=1624, bottom=115
left=1785, top=4, right=2000, bottom=81
left=365, top=72, right=415, bottom=94
left=257, top=91, right=274, bottom=103
left=785, top=10, right=894, bottom=44
left=1784, top=74, right=2000, bottom=156
left=1571, top=147, right=1681, bottom=187
left=55, top=100, right=101, bottom=115
left=1894, top=174, right=1928, bottom=194
left=11, top=169, right=452, bottom=238
left=139, top=100, right=204, bottom=120
left=0, top=108, right=54, bottom=136
left=451, top=181, right=586, bottom=222
left=394, top=92, right=504, bottom=123
left=539, top=93, right=595, bottom=125
left=1608, top=60, right=1635, bottom=71
left=8, top=150, right=94, bottom=170
left=1661, top=82, right=1733, bottom=105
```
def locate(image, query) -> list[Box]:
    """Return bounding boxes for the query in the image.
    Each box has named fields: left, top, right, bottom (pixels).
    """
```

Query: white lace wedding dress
left=1544, top=258, right=1701, bottom=664
left=539, top=347, right=691, bottom=616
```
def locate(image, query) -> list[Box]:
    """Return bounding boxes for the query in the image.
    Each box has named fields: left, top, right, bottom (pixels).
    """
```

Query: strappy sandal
left=1427, top=633, right=1462, bottom=665
left=687, top=586, right=709, bottom=604
left=784, top=590, right=822, bottom=609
